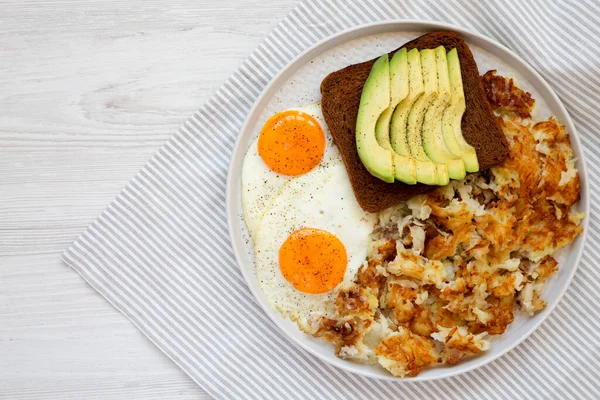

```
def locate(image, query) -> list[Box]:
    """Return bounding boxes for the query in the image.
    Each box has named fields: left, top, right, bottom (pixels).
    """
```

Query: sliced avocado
left=374, top=48, right=416, bottom=184
left=375, top=49, right=408, bottom=151
left=422, top=46, right=467, bottom=180
left=390, top=49, right=422, bottom=157
left=356, top=54, right=395, bottom=183
left=406, top=49, right=448, bottom=185
left=390, top=49, right=437, bottom=184
left=442, top=48, right=479, bottom=172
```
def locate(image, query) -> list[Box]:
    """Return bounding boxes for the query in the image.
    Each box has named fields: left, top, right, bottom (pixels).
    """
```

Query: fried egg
left=253, top=159, right=376, bottom=319
left=241, top=103, right=376, bottom=320
left=242, top=103, right=338, bottom=237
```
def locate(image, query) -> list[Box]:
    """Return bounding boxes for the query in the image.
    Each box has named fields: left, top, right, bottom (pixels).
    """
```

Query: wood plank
left=0, top=0, right=299, bottom=398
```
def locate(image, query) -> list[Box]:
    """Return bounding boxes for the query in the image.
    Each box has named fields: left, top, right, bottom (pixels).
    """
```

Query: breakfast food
left=241, top=31, right=584, bottom=378
left=357, top=47, right=469, bottom=186
left=242, top=103, right=376, bottom=318
left=299, top=73, right=583, bottom=377
left=321, top=31, right=509, bottom=213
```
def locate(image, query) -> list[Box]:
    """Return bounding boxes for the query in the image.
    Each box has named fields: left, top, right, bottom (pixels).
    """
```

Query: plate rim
left=226, top=19, right=590, bottom=381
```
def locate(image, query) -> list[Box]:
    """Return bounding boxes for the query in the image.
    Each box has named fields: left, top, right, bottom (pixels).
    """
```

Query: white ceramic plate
left=226, top=21, right=589, bottom=381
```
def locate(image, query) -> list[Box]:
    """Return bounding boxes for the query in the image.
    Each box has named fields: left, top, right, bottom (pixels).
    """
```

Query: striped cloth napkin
left=63, top=0, right=600, bottom=398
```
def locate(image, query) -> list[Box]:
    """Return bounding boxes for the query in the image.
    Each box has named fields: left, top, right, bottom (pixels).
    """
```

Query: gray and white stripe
left=63, top=0, right=600, bottom=398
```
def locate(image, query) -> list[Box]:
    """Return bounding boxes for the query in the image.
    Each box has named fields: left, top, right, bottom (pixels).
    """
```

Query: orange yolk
left=258, top=110, right=326, bottom=176
left=279, top=228, right=348, bottom=294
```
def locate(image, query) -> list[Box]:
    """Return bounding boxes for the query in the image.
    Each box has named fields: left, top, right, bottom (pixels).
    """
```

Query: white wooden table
left=0, top=1, right=298, bottom=398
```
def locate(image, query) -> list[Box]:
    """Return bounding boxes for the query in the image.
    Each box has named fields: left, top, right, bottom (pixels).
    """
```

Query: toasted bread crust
left=320, top=31, right=509, bottom=213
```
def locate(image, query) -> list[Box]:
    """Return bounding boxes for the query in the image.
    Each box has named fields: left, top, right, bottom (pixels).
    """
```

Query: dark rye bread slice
left=321, top=31, right=509, bottom=213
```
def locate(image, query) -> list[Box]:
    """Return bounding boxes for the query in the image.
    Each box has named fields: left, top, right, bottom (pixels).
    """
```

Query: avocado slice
left=442, top=48, right=479, bottom=172
left=356, top=54, right=395, bottom=183
left=406, top=49, right=449, bottom=185
left=422, top=46, right=467, bottom=180
left=375, top=49, right=408, bottom=151
left=374, top=49, right=417, bottom=184
left=390, top=49, right=437, bottom=185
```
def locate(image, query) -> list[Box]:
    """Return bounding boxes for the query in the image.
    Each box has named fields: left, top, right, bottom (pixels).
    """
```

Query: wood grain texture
left=0, top=0, right=299, bottom=398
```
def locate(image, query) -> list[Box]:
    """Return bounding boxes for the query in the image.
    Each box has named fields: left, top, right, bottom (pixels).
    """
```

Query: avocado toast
left=320, top=31, right=509, bottom=213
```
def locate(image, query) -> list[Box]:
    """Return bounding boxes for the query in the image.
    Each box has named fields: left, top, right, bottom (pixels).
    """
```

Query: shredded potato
left=300, top=72, right=584, bottom=376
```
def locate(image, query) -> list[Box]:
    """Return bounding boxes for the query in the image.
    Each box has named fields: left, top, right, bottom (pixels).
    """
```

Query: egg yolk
left=279, top=228, right=348, bottom=294
left=258, top=110, right=326, bottom=176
